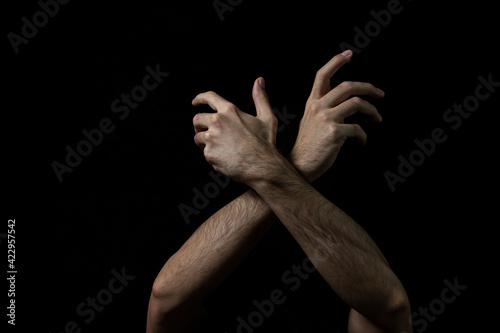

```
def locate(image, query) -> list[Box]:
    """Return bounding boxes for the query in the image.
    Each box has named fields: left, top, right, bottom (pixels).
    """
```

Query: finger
left=309, top=50, right=353, bottom=101
left=337, top=123, right=368, bottom=145
left=193, top=131, right=209, bottom=149
left=322, top=81, right=384, bottom=108
left=329, top=97, right=382, bottom=123
left=193, top=113, right=212, bottom=133
left=252, top=77, right=274, bottom=121
left=192, top=91, right=232, bottom=112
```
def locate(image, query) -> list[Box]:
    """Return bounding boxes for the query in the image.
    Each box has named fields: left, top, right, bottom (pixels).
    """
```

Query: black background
left=4, top=0, right=498, bottom=332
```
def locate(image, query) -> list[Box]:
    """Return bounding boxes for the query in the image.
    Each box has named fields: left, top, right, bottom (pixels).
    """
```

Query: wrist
left=288, top=148, right=315, bottom=182
left=246, top=148, right=286, bottom=189
left=247, top=150, right=307, bottom=195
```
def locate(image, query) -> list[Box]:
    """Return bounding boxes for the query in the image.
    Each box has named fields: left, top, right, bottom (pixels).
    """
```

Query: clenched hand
left=192, top=77, right=278, bottom=184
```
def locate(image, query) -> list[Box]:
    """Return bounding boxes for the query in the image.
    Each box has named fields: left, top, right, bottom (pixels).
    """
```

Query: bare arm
left=147, top=51, right=408, bottom=333
left=146, top=188, right=276, bottom=333
left=191, top=51, right=412, bottom=332
left=146, top=79, right=280, bottom=333
left=248, top=149, right=412, bottom=332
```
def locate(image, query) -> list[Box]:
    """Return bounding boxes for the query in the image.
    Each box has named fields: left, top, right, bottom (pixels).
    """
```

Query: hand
left=192, top=77, right=278, bottom=183
left=289, top=50, right=385, bottom=182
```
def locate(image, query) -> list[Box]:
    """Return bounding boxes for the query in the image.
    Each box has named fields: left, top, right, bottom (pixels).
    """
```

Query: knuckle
left=339, top=81, right=353, bottom=89
left=349, top=96, right=363, bottom=106
left=365, top=82, right=376, bottom=90
left=193, top=113, right=201, bottom=124
left=353, top=124, right=367, bottom=139
left=363, top=82, right=377, bottom=94
left=211, top=113, right=222, bottom=126
left=309, top=101, right=322, bottom=114
left=223, top=103, right=237, bottom=114
left=318, top=110, right=330, bottom=123
left=329, top=122, right=340, bottom=137
left=315, top=68, right=326, bottom=79
left=203, top=131, right=212, bottom=142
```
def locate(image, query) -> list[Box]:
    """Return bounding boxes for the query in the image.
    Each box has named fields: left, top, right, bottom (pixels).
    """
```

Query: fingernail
left=259, top=77, right=265, bottom=89
left=341, top=50, right=353, bottom=58
left=376, top=88, right=385, bottom=96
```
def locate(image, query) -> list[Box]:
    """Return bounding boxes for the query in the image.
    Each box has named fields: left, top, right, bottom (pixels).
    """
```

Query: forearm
left=154, top=189, right=276, bottom=304
left=156, top=154, right=312, bottom=304
left=249, top=151, right=411, bottom=331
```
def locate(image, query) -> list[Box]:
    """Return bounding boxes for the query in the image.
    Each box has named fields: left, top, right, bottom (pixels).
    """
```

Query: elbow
left=151, top=275, right=182, bottom=312
left=384, top=288, right=412, bottom=332
left=148, top=275, right=207, bottom=332
left=389, top=290, right=411, bottom=316
left=147, top=276, right=179, bottom=330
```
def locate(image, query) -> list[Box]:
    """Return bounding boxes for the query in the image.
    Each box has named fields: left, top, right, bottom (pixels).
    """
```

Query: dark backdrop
left=4, top=0, right=498, bottom=332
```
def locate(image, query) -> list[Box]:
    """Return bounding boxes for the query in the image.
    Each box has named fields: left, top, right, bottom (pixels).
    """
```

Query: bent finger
left=337, top=123, right=368, bottom=145
left=193, top=131, right=210, bottom=149
left=309, top=50, right=353, bottom=101
left=330, top=97, right=382, bottom=123
left=322, top=81, right=384, bottom=108
left=192, top=91, right=232, bottom=112
left=193, top=113, right=212, bottom=133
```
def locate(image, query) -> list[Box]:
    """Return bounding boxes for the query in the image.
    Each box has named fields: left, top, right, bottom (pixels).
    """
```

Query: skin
left=146, top=50, right=413, bottom=333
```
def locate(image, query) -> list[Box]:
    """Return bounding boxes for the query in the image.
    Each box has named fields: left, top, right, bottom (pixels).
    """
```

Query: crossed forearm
left=156, top=154, right=311, bottom=303
left=152, top=52, right=412, bottom=332
left=248, top=151, right=412, bottom=332
left=154, top=189, right=276, bottom=305
left=159, top=153, right=411, bottom=332
left=147, top=188, right=280, bottom=333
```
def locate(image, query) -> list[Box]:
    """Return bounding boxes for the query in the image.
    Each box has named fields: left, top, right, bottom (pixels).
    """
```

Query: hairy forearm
left=249, top=151, right=411, bottom=331
left=156, top=153, right=313, bottom=304
left=155, top=189, right=276, bottom=304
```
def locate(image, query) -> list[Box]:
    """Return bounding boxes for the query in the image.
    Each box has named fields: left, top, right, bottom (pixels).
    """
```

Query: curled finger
left=322, top=81, right=384, bottom=108
left=330, top=97, right=382, bottom=123
left=192, top=91, right=233, bottom=112
left=193, top=113, right=213, bottom=133
left=337, top=123, right=368, bottom=145
left=194, top=131, right=210, bottom=149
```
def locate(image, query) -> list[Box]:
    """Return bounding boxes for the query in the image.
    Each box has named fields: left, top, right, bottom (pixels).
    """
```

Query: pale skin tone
left=146, top=50, right=413, bottom=333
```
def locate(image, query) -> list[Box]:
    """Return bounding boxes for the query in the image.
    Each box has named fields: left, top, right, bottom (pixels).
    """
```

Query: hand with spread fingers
left=290, top=49, right=385, bottom=182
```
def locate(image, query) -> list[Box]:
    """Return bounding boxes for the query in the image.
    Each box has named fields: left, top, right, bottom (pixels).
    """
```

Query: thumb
left=252, top=77, right=277, bottom=145
left=252, top=77, right=275, bottom=121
